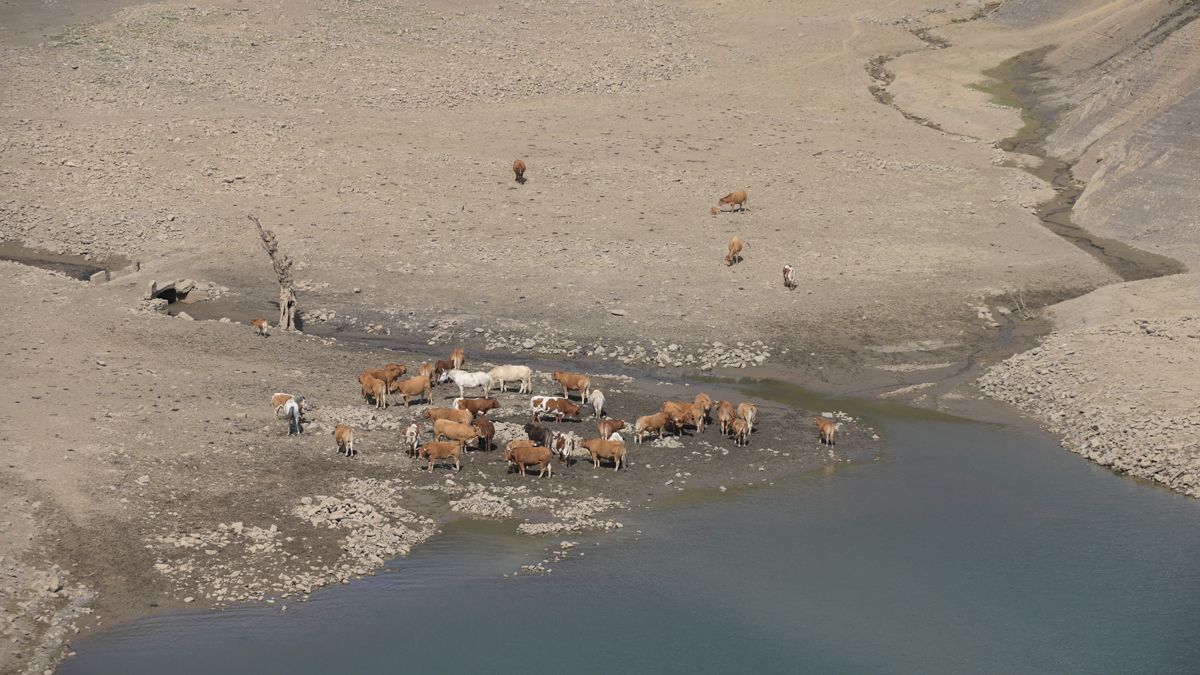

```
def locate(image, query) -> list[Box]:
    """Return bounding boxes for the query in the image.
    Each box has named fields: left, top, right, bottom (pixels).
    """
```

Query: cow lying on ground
left=504, top=441, right=552, bottom=477
left=419, top=441, right=463, bottom=472
left=334, top=424, right=356, bottom=457
left=552, top=371, right=591, bottom=401
left=488, top=365, right=533, bottom=394
left=531, top=396, right=582, bottom=423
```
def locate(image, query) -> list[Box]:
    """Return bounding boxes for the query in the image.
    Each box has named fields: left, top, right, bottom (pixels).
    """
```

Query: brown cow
left=513, top=159, right=527, bottom=184
left=581, top=437, right=625, bottom=470
left=251, top=317, right=270, bottom=337
left=736, top=402, right=758, bottom=434
left=393, top=375, right=432, bottom=407
left=531, top=396, right=582, bottom=423
left=635, top=412, right=671, bottom=443
left=715, top=400, right=736, bottom=436
left=505, top=442, right=552, bottom=477
left=551, top=371, right=591, bottom=401
left=450, top=347, right=465, bottom=370
left=360, top=375, right=387, bottom=409
left=731, top=418, right=750, bottom=447
left=816, top=417, right=838, bottom=446
left=597, top=418, right=625, bottom=439
left=423, top=407, right=473, bottom=426
left=717, top=190, right=748, bottom=212
left=454, top=397, right=500, bottom=417
left=473, top=418, right=495, bottom=452
left=419, top=441, right=463, bottom=472
left=709, top=206, right=720, bottom=216
left=662, top=401, right=703, bottom=434
left=694, top=393, right=714, bottom=421
left=418, top=362, right=435, bottom=381
left=433, top=359, right=455, bottom=381
left=724, top=235, right=745, bottom=266
left=434, top=419, right=481, bottom=445
left=334, top=424, right=356, bottom=457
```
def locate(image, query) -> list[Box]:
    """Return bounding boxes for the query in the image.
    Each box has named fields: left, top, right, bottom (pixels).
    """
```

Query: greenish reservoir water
left=61, top=389, right=1200, bottom=674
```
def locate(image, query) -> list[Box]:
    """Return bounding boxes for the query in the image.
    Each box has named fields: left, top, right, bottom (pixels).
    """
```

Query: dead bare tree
left=247, top=215, right=298, bottom=331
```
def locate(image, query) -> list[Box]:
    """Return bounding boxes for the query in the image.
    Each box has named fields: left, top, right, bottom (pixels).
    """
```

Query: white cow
left=442, top=369, right=492, bottom=398
left=488, top=364, right=533, bottom=394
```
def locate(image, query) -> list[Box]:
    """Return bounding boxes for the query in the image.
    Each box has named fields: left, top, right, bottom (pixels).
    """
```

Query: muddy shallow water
left=60, top=381, right=1200, bottom=674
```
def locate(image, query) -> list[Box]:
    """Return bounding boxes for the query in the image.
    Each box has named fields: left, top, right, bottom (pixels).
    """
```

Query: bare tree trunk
left=247, top=215, right=298, bottom=331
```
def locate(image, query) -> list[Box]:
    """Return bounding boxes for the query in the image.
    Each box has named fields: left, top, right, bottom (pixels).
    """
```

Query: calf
left=513, top=158, right=527, bottom=184
left=552, top=370, right=591, bottom=401
left=531, top=396, right=582, bottom=423
left=717, top=190, right=748, bottom=212
left=731, top=418, right=750, bottom=447
left=524, top=422, right=553, bottom=447
left=361, top=375, right=388, bottom=409
left=251, top=317, right=270, bottom=337
left=434, top=419, right=481, bottom=445
left=423, top=407, right=473, bottom=426
left=419, top=441, right=463, bottom=472
left=588, top=389, right=606, bottom=418
left=716, top=400, right=736, bottom=436
left=597, top=418, right=625, bottom=439
left=393, top=375, right=432, bottom=407
left=724, top=235, right=745, bottom=266
left=635, top=412, right=671, bottom=443
left=581, top=437, right=626, bottom=470
left=450, top=347, right=465, bottom=370
left=816, top=417, right=839, bottom=446
left=404, top=422, right=421, bottom=457
left=453, top=397, right=500, bottom=417
left=488, top=365, right=533, bottom=394
left=783, top=264, right=798, bottom=290
left=736, top=402, right=758, bottom=433
left=334, top=424, right=356, bottom=457
left=505, top=442, right=553, bottom=477
left=473, top=417, right=495, bottom=452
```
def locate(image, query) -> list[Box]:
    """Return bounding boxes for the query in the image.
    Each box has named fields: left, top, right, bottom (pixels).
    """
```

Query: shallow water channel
left=61, top=381, right=1200, bottom=674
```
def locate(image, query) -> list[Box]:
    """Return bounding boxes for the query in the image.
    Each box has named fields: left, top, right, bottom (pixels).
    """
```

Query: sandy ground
left=0, top=0, right=1195, bottom=672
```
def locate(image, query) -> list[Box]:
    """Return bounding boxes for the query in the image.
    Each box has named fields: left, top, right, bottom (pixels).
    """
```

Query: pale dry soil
left=0, top=0, right=1191, bottom=672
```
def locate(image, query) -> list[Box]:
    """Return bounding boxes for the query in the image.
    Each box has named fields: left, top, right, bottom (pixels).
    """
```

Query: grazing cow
left=418, top=362, right=435, bottom=381
left=419, top=441, right=463, bottom=472
left=724, top=235, right=745, bottom=266
left=736, top=402, right=758, bottom=433
left=505, top=442, right=553, bottom=477
left=588, top=389, right=606, bottom=418
left=816, top=417, right=839, bottom=446
left=694, top=393, right=714, bottom=422
left=661, top=401, right=702, bottom=434
left=434, top=419, right=481, bottom=445
left=405, top=422, right=421, bottom=456
left=717, top=190, right=748, bottom=212
left=635, top=412, right=671, bottom=443
left=393, top=375, right=432, bottom=407
left=473, top=418, right=495, bottom=451
left=783, top=265, right=798, bottom=290
left=524, top=421, right=553, bottom=447
left=251, top=317, right=270, bottom=337
left=280, top=397, right=303, bottom=435
left=334, top=424, right=356, bottom=457
left=450, top=347, right=465, bottom=370
left=453, top=397, right=500, bottom=417
left=423, top=407, right=474, bottom=426
left=597, top=418, right=625, bottom=439
left=531, top=396, right=583, bottom=423
left=731, top=418, right=750, bottom=447
left=442, top=369, right=492, bottom=398
left=361, top=375, right=388, bottom=409
left=552, top=371, right=591, bottom=402
left=488, top=365, right=533, bottom=394
left=715, top=400, right=736, bottom=436
left=513, top=159, right=527, bottom=184
left=581, top=437, right=626, bottom=470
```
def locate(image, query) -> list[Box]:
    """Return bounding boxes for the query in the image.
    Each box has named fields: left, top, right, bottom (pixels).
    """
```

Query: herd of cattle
left=271, top=349, right=841, bottom=477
